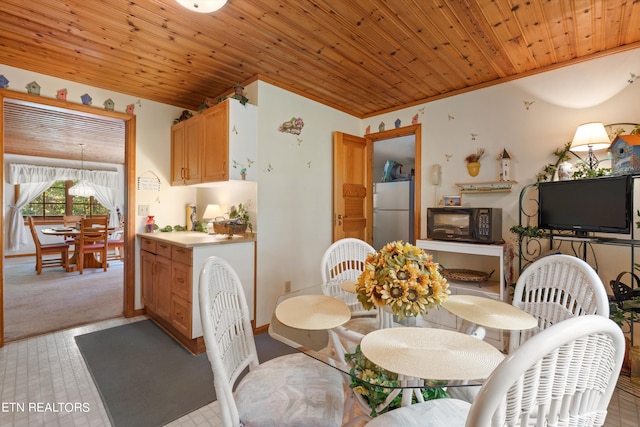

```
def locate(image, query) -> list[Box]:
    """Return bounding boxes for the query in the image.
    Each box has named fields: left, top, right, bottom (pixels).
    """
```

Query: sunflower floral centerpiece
left=356, top=241, right=449, bottom=319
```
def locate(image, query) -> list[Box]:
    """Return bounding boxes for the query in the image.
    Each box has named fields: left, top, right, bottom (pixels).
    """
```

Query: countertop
left=137, top=231, right=256, bottom=248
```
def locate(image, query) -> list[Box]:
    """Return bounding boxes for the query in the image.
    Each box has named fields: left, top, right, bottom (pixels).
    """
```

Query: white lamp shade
left=570, top=122, right=611, bottom=152
left=203, top=204, right=222, bottom=219
left=176, top=0, right=227, bottom=13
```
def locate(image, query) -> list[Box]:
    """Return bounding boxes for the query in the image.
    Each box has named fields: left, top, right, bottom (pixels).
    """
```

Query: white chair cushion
left=365, top=398, right=471, bottom=427
left=235, top=352, right=345, bottom=427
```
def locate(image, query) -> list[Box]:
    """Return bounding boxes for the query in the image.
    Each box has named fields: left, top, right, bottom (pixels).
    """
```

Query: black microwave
left=426, top=207, right=503, bottom=243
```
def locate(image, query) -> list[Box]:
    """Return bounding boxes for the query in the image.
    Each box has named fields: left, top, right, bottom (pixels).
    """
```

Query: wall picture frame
left=443, top=195, right=462, bottom=206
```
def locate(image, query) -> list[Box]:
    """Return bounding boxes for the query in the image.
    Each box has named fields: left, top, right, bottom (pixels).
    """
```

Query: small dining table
left=41, top=227, right=110, bottom=271
left=269, top=284, right=509, bottom=416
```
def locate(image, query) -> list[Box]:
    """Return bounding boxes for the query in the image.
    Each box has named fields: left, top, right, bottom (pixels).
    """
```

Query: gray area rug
left=75, top=319, right=295, bottom=427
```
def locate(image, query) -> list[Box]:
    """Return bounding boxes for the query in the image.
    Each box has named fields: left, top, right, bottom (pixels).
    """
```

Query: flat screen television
left=538, top=175, right=633, bottom=235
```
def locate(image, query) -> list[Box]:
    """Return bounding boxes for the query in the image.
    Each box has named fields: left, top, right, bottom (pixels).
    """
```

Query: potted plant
left=464, top=148, right=485, bottom=177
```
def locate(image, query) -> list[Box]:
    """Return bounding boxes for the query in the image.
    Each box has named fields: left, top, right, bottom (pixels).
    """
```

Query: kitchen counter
left=137, top=231, right=256, bottom=248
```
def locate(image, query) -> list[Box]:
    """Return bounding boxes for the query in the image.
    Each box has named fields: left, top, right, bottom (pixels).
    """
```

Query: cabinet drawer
left=172, top=246, right=192, bottom=266
left=172, top=262, right=192, bottom=301
left=140, top=238, right=156, bottom=253
left=171, top=295, right=192, bottom=338
left=156, top=242, right=172, bottom=258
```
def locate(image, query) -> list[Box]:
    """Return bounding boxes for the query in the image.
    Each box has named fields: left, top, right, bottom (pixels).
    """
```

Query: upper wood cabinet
left=170, top=98, right=257, bottom=185
left=171, top=115, right=202, bottom=185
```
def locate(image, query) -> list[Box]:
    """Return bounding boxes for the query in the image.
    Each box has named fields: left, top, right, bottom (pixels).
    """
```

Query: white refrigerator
left=373, top=179, right=415, bottom=250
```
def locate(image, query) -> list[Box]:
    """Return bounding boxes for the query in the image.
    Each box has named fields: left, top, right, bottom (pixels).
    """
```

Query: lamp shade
left=176, top=0, right=227, bottom=13
left=202, top=204, right=222, bottom=220
left=570, top=122, right=611, bottom=152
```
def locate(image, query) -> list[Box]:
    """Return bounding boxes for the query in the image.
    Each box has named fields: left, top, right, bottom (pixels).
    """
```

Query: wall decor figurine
left=103, top=98, right=115, bottom=111
left=365, top=125, right=371, bottom=134
left=0, top=75, right=9, bottom=88
left=126, top=104, right=135, bottom=114
left=81, top=93, right=92, bottom=105
left=278, top=117, right=304, bottom=135
left=378, top=122, right=385, bottom=132
left=26, top=81, right=40, bottom=95
left=465, top=148, right=485, bottom=177
left=412, top=114, right=419, bottom=125
left=394, top=118, right=401, bottom=128
left=56, top=88, right=67, bottom=101
left=498, top=148, right=511, bottom=181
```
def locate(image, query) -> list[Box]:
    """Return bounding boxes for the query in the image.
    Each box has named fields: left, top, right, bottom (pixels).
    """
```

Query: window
left=22, top=180, right=109, bottom=220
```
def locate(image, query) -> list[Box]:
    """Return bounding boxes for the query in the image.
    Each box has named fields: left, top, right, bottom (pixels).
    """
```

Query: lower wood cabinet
left=139, top=235, right=255, bottom=354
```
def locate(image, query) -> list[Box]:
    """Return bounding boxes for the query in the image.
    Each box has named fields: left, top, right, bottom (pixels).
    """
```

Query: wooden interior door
left=332, top=132, right=373, bottom=243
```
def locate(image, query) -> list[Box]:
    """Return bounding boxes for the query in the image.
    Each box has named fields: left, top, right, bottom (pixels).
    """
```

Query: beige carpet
left=4, top=257, right=123, bottom=342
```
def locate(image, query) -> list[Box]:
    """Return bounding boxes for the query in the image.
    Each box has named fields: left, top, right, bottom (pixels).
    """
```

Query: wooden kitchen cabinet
left=139, top=233, right=256, bottom=354
left=169, top=98, right=256, bottom=186
left=171, top=115, right=202, bottom=185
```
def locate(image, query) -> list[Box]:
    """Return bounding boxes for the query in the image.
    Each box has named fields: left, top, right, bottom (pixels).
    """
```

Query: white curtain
left=7, top=182, right=55, bottom=250
left=7, top=163, right=120, bottom=250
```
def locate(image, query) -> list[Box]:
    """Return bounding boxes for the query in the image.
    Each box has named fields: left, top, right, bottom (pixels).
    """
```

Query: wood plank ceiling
left=1, top=0, right=640, bottom=163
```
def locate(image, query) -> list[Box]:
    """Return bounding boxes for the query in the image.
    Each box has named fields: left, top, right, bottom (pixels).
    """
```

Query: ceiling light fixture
left=69, top=143, right=95, bottom=197
left=176, top=0, right=227, bottom=13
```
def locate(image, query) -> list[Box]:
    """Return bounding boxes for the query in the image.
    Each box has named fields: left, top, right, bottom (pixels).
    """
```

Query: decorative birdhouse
left=610, top=135, right=640, bottom=175
left=126, top=104, right=135, bottom=115
left=26, top=81, right=40, bottom=95
left=498, top=148, right=511, bottom=181
left=56, top=88, right=67, bottom=101
left=81, top=93, right=92, bottom=105
left=103, top=98, right=115, bottom=111
left=394, top=118, right=401, bottom=128
left=0, top=75, right=9, bottom=88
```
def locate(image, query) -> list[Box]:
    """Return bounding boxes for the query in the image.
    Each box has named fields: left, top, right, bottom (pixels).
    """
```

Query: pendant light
left=69, top=143, right=95, bottom=197
left=176, top=0, right=227, bottom=13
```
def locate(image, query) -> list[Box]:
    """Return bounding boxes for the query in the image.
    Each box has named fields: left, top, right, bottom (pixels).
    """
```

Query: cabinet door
left=140, top=250, right=155, bottom=310
left=201, top=102, right=229, bottom=182
left=155, top=256, right=173, bottom=321
left=170, top=121, right=186, bottom=186
left=184, top=115, right=202, bottom=185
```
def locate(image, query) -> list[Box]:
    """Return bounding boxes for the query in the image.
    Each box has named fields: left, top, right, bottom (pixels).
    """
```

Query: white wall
left=253, top=81, right=360, bottom=326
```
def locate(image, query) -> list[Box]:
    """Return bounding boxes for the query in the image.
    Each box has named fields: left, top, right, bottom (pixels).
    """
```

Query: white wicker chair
left=509, top=254, right=610, bottom=354
left=199, top=256, right=344, bottom=427
left=365, top=314, right=625, bottom=427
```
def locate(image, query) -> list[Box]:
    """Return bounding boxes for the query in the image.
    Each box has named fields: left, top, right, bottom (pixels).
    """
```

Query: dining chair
left=199, top=256, right=344, bottom=427
left=63, top=215, right=83, bottom=228
left=365, top=314, right=625, bottom=427
left=450, top=253, right=609, bottom=404
left=76, top=217, right=109, bottom=274
left=107, top=229, right=125, bottom=261
left=321, top=238, right=378, bottom=333
left=27, top=216, right=70, bottom=274
left=509, top=254, right=610, bottom=354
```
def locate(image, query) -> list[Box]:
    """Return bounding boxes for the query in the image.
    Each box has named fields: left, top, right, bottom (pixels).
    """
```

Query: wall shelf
left=455, top=180, right=517, bottom=193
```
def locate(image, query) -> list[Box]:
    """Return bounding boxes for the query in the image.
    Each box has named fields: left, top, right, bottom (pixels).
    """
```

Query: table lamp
left=570, top=122, right=611, bottom=170
left=202, top=204, right=222, bottom=234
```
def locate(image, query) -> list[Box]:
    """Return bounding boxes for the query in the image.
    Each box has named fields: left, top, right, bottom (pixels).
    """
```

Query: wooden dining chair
left=76, top=217, right=109, bottom=274
left=199, top=256, right=344, bottom=427
left=365, top=315, right=625, bottom=427
left=107, top=229, right=125, bottom=261
left=27, top=216, right=70, bottom=274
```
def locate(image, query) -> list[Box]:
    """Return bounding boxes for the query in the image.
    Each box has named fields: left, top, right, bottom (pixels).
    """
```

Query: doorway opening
left=0, top=89, right=137, bottom=346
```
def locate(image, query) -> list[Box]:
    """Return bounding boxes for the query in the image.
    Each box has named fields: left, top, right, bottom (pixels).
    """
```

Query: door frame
left=366, top=124, right=422, bottom=242
left=0, top=88, right=139, bottom=347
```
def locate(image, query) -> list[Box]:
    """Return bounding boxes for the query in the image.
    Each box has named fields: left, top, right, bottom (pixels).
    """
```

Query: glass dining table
left=268, top=283, right=508, bottom=419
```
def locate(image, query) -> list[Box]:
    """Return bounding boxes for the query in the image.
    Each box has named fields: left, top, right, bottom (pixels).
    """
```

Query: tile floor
left=0, top=316, right=638, bottom=426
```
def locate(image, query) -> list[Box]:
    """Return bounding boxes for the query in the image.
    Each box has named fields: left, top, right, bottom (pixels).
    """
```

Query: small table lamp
left=570, top=122, right=611, bottom=170
left=202, top=204, right=222, bottom=234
